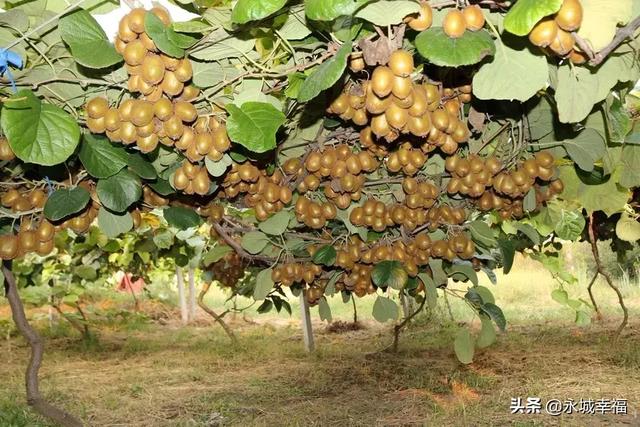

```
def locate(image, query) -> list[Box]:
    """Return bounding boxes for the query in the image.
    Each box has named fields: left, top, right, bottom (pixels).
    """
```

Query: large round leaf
left=304, top=0, right=371, bottom=21
left=232, top=0, right=287, bottom=24
left=297, top=42, right=352, bottom=102
left=1, top=90, right=80, bottom=166
left=226, top=102, right=286, bottom=153
left=503, top=0, right=563, bottom=36
left=43, top=187, right=91, bottom=221
left=78, top=133, right=128, bottom=179
left=163, top=206, right=202, bottom=230
left=96, top=169, right=142, bottom=213
left=97, top=208, right=133, bottom=238
left=415, top=28, right=495, bottom=67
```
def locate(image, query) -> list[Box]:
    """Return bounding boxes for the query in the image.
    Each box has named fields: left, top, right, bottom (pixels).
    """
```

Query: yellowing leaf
left=577, top=0, right=632, bottom=52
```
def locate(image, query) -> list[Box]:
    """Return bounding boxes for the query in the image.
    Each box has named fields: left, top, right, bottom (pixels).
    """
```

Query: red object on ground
left=117, top=273, right=145, bottom=294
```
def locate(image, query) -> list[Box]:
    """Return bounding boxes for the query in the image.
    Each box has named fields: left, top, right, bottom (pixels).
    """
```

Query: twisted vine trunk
left=197, top=282, right=237, bottom=343
left=2, top=262, right=83, bottom=427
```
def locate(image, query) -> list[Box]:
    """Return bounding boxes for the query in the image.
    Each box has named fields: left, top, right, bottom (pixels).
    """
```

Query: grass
left=0, top=252, right=639, bottom=426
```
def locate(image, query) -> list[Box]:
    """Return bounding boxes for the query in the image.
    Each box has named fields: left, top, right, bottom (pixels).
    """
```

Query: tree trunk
left=188, top=268, right=196, bottom=322
left=299, top=290, right=315, bottom=353
left=197, top=282, right=237, bottom=342
left=176, top=267, right=188, bottom=326
left=2, top=262, right=83, bottom=427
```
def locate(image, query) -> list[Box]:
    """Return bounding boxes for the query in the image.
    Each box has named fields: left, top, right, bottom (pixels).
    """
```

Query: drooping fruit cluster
left=443, top=5, right=486, bottom=39
left=446, top=154, right=503, bottom=197
left=295, top=196, right=337, bottom=229
left=386, top=143, right=427, bottom=175
left=493, top=152, right=556, bottom=198
left=244, top=170, right=293, bottom=221
left=173, top=160, right=211, bottom=196
left=528, top=0, right=585, bottom=61
left=0, top=137, right=15, bottom=161
left=143, top=186, right=169, bottom=207
left=1, top=188, right=47, bottom=212
left=0, top=217, right=56, bottom=260
left=425, top=205, right=467, bottom=231
left=272, top=262, right=323, bottom=287
left=405, top=1, right=433, bottom=31
left=198, top=202, right=224, bottom=223
left=211, top=251, right=246, bottom=288
left=61, top=201, right=100, bottom=234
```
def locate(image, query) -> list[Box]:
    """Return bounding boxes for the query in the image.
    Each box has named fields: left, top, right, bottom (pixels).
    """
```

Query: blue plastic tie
left=44, top=176, right=54, bottom=196
left=0, top=49, right=23, bottom=93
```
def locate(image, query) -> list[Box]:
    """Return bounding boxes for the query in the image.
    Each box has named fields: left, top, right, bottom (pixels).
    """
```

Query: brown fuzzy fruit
left=550, top=29, right=575, bottom=56
left=406, top=3, right=433, bottom=31
left=529, top=18, right=558, bottom=48
left=463, top=5, right=485, bottom=31
left=141, top=54, right=165, bottom=85
left=86, top=97, right=109, bottom=119
left=371, top=66, right=394, bottom=98
left=443, top=9, right=466, bottom=38
left=174, top=101, right=198, bottom=123
left=123, top=40, right=147, bottom=66
left=0, top=138, right=15, bottom=161
left=389, top=50, right=414, bottom=77
left=0, top=234, right=19, bottom=260
left=555, top=0, right=583, bottom=32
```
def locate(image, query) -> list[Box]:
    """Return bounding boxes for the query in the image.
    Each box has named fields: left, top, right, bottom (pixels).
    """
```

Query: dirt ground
left=0, top=311, right=638, bottom=427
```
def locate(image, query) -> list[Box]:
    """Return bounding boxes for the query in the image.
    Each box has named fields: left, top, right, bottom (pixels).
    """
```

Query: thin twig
left=197, top=282, right=237, bottom=343
left=590, top=15, right=640, bottom=66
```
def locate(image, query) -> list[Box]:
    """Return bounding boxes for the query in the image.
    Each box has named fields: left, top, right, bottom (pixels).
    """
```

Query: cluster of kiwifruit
left=492, top=152, right=556, bottom=198
left=221, top=162, right=262, bottom=198
left=0, top=218, right=56, bottom=260
left=442, top=5, right=486, bottom=39
left=402, top=177, right=439, bottom=209
left=349, top=199, right=395, bottom=232
left=386, top=143, right=427, bottom=175
left=142, top=186, right=169, bottom=207
left=426, top=205, right=467, bottom=231
left=176, top=116, right=231, bottom=163
left=294, top=196, right=337, bottom=229
left=430, top=234, right=475, bottom=261
left=172, top=160, right=211, bottom=196
left=197, top=202, right=224, bottom=223
left=211, top=251, right=246, bottom=288
left=446, top=154, right=503, bottom=197
left=342, top=263, right=375, bottom=297
left=528, top=0, right=586, bottom=62
left=0, top=137, right=15, bottom=161
left=244, top=171, right=293, bottom=221
left=405, top=1, right=433, bottom=31
left=62, top=201, right=100, bottom=234
left=306, top=282, right=329, bottom=305
left=271, top=262, right=323, bottom=287
left=1, top=188, right=47, bottom=212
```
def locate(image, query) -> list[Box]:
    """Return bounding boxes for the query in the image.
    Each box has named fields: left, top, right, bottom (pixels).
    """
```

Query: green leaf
left=556, top=64, right=599, bottom=124
left=96, top=170, right=142, bottom=213
left=355, top=1, right=420, bottom=26
left=127, top=153, right=157, bottom=179
left=232, top=0, right=287, bottom=24
left=450, top=264, right=478, bottom=285
left=257, top=299, right=273, bottom=313
left=163, top=206, right=202, bottom=230
left=515, top=223, right=540, bottom=245
left=481, top=302, right=506, bottom=332
left=74, top=265, right=97, bottom=281
left=503, top=0, right=563, bottom=36
left=312, top=245, right=337, bottom=266
left=1, top=90, right=80, bottom=166
left=372, top=295, right=398, bottom=322
left=418, top=273, right=438, bottom=309
left=477, top=315, right=496, bottom=349
left=472, top=43, right=548, bottom=101
left=318, top=297, right=332, bottom=322
left=616, top=213, right=640, bottom=242
left=576, top=0, right=632, bottom=52
left=172, top=20, right=211, bottom=33
left=226, top=102, right=286, bottom=153
left=454, top=329, right=475, bottom=364
left=205, top=154, right=233, bottom=177
left=304, top=0, right=371, bottom=21
left=97, top=208, right=133, bottom=238
left=144, top=12, right=184, bottom=58
left=554, top=209, right=585, bottom=241
left=43, top=187, right=90, bottom=221
left=372, top=260, right=408, bottom=290
left=279, top=6, right=311, bottom=40
left=203, top=245, right=234, bottom=266
left=79, top=133, right=128, bottom=179
left=469, top=221, right=496, bottom=247
left=241, top=231, right=270, bottom=254
left=59, top=8, right=121, bottom=68
left=190, top=29, right=255, bottom=61
left=297, top=42, right=352, bottom=102
left=562, top=128, right=606, bottom=172
left=258, top=210, right=291, bottom=235
left=415, top=28, right=495, bottom=67
left=551, top=288, right=569, bottom=304
left=607, top=97, right=632, bottom=143
left=254, top=268, right=274, bottom=300
left=149, top=179, right=174, bottom=196
left=578, top=172, right=629, bottom=216
left=498, top=238, right=515, bottom=274
left=618, top=145, right=640, bottom=189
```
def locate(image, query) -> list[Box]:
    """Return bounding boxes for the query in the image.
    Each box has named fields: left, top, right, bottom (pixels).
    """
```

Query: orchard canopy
left=1, top=0, right=640, bottom=362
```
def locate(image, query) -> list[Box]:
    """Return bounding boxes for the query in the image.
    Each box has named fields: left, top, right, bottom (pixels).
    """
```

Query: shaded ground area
left=0, top=314, right=638, bottom=426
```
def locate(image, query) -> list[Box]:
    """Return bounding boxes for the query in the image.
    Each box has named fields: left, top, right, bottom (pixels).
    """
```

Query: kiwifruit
left=123, top=40, right=147, bottom=66
left=550, top=29, right=575, bottom=55
left=371, top=66, right=394, bottom=98
left=538, top=167, right=555, bottom=181
left=452, top=121, right=470, bottom=143
left=512, top=170, right=528, bottom=186
left=391, top=75, right=413, bottom=99
left=130, top=101, right=154, bottom=127
left=330, top=93, right=349, bottom=115
left=568, top=49, right=588, bottom=64
left=365, top=92, right=392, bottom=115
left=550, top=179, right=565, bottom=193
left=349, top=56, right=365, bottom=72
left=127, top=8, right=146, bottom=33
left=408, top=87, right=428, bottom=117
left=431, top=109, right=450, bottom=132
left=162, top=116, right=183, bottom=140
left=406, top=3, right=433, bottom=31
left=348, top=93, right=366, bottom=110
left=174, top=59, right=193, bottom=82
left=1, top=189, right=20, bottom=207
left=140, top=33, right=157, bottom=52
left=385, top=103, right=409, bottom=129
left=153, top=98, right=173, bottom=121
left=118, top=16, right=137, bottom=42
left=141, top=54, right=165, bottom=85
left=535, top=151, right=554, bottom=168
left=192, top=170, right=210, bottom=195
left=407, top=115, right=431, bottom=136
left=441, top=135, right=458, bottom=155
left=443, top=9, right=467, bottom=38
left=0, top=234, right=19, bottom=260
left=212, top=128, right=230, bottom=152
left=137, top=134, right=159, bottom=153
left=529, top=18, right=558, bottom=47
left=118, top=122, right=136, bottom=145
left=555, top=0, right=582, bottom=31
left=447, top=178, right=462, bottom=194
left=463, top=5, right=485, bottom=31
left=161, top=71, right=184, bottom=97
left=115, top=38, right=127, bottom=54
left=151, top=6, right=171, bottom=25
left=352, top=109, right=368, bottom=126
left=371, top=113, right=391, bottom=137
left=37, top=220, right=55, bottom=242
left=444, top=99, right=460, bottom=117
left=103, top=109, right=120, bottom=132
left=0, top=138, right=14, bottom=161
left=87, top=117, right=106, bottom=134
left=18, top=230, right=37, bottom=252
left=173, top=168, right=189, bottom=190
left=35, top=237, right=54, bottom=256
left=159, top=55, right=179, bottom=72
left=389, top=50, right=414, bottom=77
left=28, top=189, right=47, bottom=208
left=174, top=101, right=198, bottom=122
left=485, top=156, right=502, bottom=175
left=86, top=97, right=109, bottom=119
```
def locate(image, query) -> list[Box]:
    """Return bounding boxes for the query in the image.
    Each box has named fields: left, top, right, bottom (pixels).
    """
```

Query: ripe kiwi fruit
left=192, top=170, right=211, bottom=195
left=391, top=75, right=413, bottom=99
left=463, top=5, right=485, bottom=31
left=349, top=56, right=365, bottom=72
left=443, top=9, right=466, bottom=38
left=164, top=116, right=184, bottom=140
left=161, top=71, right=184, bottom=97
left=371, top=113, right=391, bottom=138
left=174, top=101, right=198, bottom=122
left=118, top=16, right=137, bottom=42
left=212, top=128, right=231, bottom=152
left=535, top=151, right=554, bottom=168
left=123, top=40, right=147, bottom=66
left=406, top=3, right=433, bottom=31
left=0, top=234, right=19, bottom=260
left=18, top=230, right=38, bottom=252
left=352, top=109, right=368, bottom=126
left=371, top=66, right=394, bottom=98
left=389, top=50, right=414, bottom=77
left=154, top=98, right=173, bottom=121
left=87, top=117, right=106, bottom=134
left=104, top=109, right=121, bottom=132
left=550, top=29, right=575, bottom=55
left=37, top=221, right=55, bottom=242
left=0, top=138, right=15, bottom=161
left=408, top=114, right=431, bottom=136
left=137, top=134, right=159, bottom=153
left=151, top=6, right=171, bottom=25
left=140, top=33, right=157, bottom=52
left=555, top=0, right=583, bottom=31
left=385, top=103, right=409, bottom=129
left=173, top=168, right=189, bottom=190
left=28, top=189, right=47, bottom=208
left=141, top=54, right=165, bottom=85
left=174, top=59, right=193, bottom=82
left=86, top=97, right=109, bottom=119
left=409, top=87, right=428, bottom=117
left=431, top=109, right=450, bottom=132
left=128, top=8, right=146, bottom=33
left=330, top=93, right=349, bottom=114
left=529, top=18, right=558, bottom=47
left=136, top=120, right=155, bottom=137
left=365, top=92, right=392, bottom=115
left=130, top=101, right=154, bottom=127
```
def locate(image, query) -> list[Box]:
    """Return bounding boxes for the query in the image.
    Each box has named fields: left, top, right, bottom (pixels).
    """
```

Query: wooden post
left=187, top=268, right=196, bottom=322
left=176, top=267, right=188, bottom=326
left=299, top=290, right=315, bottom=353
